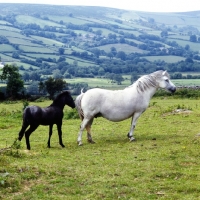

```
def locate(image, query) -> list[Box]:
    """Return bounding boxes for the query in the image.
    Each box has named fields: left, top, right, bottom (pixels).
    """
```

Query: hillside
left=0, top=3, right=200, bottom=86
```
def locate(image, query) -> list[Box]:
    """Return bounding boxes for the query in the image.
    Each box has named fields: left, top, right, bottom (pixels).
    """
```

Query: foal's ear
left=162, top=70, right=167, bottom=76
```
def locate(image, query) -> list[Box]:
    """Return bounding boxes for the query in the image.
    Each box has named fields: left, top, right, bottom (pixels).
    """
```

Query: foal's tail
left=18, top=107, right=31, bottom=140
left=75, top=89, right=85, bottom=120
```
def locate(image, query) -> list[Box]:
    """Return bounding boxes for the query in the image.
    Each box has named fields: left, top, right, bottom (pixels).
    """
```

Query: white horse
left=75, top=70, right=176, bottom=146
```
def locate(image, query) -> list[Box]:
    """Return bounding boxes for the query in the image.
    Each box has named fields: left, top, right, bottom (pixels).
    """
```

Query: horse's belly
left=101, top=109, right=133, bottom=122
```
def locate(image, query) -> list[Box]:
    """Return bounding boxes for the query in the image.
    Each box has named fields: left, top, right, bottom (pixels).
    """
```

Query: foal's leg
left=18, top=121, right=29, bottom=141
left=25, top=124, right=39, bottom=150
left=86, top=118, right=95, bottom=144
left=56, top=122, right=65, bottom=148
left=127, top=112, right=142, bottom=142
left=77, top=118, right=91, bottom=146
left=47, top=124, right=53, bottom=148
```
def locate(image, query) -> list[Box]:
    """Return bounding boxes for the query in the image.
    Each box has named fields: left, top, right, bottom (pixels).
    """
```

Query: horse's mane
left=128, top=70, right=169, bottom=93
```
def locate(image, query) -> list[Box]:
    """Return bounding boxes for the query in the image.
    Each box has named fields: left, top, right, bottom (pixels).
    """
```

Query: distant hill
left=0, top=3, right=200, bottom=81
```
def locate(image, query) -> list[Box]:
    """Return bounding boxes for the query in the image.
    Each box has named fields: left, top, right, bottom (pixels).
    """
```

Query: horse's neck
left=145, top=86, right=157, bottom=99
left=130, top=84, right=157, bottom=99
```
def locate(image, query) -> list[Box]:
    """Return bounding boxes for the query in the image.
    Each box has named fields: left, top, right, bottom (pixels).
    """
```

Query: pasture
left=0, top=97, right=200, bottom=199
left=143, top=55, right=185, bottom=63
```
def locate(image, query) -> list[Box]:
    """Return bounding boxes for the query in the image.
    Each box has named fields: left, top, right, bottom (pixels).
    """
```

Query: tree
left=58, top=47, right=65, bottom=55
left=160, top=30, right=168, bottom=37
left=27, top=81, right=39, bottom=95
left=0, top=64, right=24, bottom=98
left=44, top=77, right=67, bottom=99
left=116, top=51, right=126, bottom=61
left=190, top=35, right=197, bottom=42
left=113, top=74, right=124, bottom=85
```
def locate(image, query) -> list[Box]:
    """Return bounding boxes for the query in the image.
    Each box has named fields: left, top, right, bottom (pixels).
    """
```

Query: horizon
left=0, top=0, right=200, bottom=13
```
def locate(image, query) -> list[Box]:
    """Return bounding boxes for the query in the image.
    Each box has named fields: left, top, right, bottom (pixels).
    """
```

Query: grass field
left=166, top=38, right=200, bottom=52
left=66, top=77, right=131, bottom=89
left=143, top=55, right=185, bottom=63
left=97, top=43, right=147, bottom=54
left=15, top=15, right=65, bottom=29
left=173, top=79, right=200, bottom=86
left=0, top=97, right=200, bottom=199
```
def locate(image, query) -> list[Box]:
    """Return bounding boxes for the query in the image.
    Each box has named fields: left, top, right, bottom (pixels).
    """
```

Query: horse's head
left=157, top=71, right=176, bottom=93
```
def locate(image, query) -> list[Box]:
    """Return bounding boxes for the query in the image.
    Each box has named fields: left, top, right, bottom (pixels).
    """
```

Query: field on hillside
left=173, top=79, right=200, bottom=86
left=0, top=98, right=200, bottom=199
left=66, top=77, right=131, bottom=89
left=143, top=55, right=185, bottom=63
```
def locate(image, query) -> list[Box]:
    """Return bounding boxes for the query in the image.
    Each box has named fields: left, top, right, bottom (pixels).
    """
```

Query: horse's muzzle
left=169, top=87, right=176, bottom=93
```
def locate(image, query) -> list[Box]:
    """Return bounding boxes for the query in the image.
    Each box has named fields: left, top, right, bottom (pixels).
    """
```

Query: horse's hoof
left=129, top=137, right=136, bottom=142
left=77, top=141, right=83, bottom=146
left=88, top=139, right=95, bottom=144
left=61, top=145, right=65, bottom=148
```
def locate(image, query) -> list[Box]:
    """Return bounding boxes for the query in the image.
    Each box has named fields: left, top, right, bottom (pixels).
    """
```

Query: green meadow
left=0, top=97, right=200, bottom=199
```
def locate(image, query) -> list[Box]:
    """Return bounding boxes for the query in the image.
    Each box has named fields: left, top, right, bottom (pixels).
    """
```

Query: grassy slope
left=0, top=98, right=200, bottom=199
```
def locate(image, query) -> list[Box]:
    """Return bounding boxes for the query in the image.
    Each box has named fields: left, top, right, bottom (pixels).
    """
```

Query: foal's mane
left=128, top=70, right=169, bottom=93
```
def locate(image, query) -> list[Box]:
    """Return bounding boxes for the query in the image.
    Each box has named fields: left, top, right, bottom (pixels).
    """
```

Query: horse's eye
left=165, top=79, right=169, bottom=83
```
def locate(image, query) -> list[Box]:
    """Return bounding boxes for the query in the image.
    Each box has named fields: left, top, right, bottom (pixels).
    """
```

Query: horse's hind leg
left=86, top=118, right=95, bottom=144
left=77, top=118, right=91, bottom=146
left=25, top=124, right=39, bottom=150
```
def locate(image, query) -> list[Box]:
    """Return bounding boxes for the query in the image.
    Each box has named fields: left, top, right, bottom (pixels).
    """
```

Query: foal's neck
left=51, top=102, right=65, bottom=109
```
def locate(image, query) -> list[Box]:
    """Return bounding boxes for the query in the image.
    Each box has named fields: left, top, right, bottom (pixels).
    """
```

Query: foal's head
left=53, top=91, right=75, bottom=108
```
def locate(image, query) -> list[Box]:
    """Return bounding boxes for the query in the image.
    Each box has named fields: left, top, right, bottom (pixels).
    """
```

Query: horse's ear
left=162, top=70, right=167, bottom=76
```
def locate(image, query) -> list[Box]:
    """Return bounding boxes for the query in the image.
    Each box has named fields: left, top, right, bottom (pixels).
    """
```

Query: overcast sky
left=0, top=0, right=200, bottom=13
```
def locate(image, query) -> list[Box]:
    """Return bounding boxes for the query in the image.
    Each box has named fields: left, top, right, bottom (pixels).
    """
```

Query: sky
left=0, top=0, right=200, bottom=13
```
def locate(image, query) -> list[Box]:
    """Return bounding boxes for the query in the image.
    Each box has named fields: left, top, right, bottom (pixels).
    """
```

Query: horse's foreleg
left=127, top=112, right=142, bottom=142
left=86, top=118, right=95, bottom=144
left=47, top=124, right=53, bottom=148
left=25, top=124, right=39, bottom=150
left=77, top=118, right=91, bottom=146
left=56, top=123, right=65, bottom=148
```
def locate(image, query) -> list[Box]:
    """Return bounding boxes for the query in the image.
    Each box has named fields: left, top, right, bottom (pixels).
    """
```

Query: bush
left=64, top=109, right=79, bottom=119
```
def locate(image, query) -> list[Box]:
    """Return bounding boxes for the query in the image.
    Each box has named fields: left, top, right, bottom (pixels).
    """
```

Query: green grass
left=0, top=98, right=200, bottom=199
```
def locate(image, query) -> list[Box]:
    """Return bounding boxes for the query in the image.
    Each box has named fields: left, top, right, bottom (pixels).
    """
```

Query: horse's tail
left=75, top=89, right=85, bottom=120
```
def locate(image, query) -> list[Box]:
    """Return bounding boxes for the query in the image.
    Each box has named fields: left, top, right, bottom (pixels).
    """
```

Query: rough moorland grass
left=0, top=98, right=200, bottom=199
